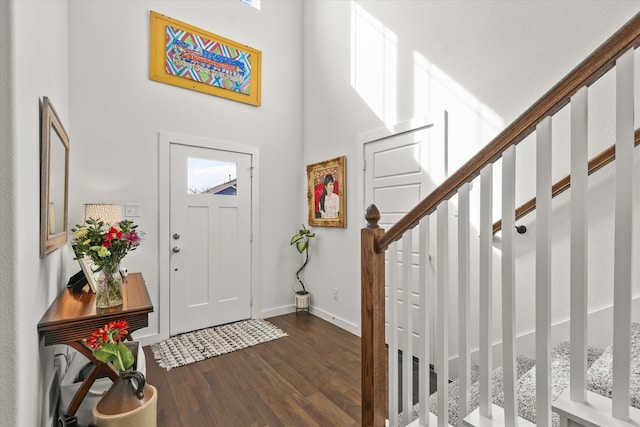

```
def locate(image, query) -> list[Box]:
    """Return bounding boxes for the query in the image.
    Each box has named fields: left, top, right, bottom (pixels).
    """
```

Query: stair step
left=398, top=323, right=640, bottom=426
left=493, top=342, right=603, bottom=426
left=463, top=404, right=536, bottom=427
left=424, top=355, right=535, bottom=426
left=586, top=322, right=640, bottom=409
left=553, top=389, right=640, bottom=427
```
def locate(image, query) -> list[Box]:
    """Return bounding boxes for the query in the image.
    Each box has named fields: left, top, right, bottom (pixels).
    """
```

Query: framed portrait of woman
left=306, top=156, right=346, bottom=228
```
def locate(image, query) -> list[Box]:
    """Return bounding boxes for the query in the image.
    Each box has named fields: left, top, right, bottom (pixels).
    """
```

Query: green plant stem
left=296, top=249, right=309, bottom=293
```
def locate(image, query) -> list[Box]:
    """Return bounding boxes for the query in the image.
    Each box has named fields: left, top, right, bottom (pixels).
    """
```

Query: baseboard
left=259, top=304, right=296, bottom=319
left=309, top=305, right=360, bottom=336
left=261, top=304, right=360, bottom=336
left=131, top=331, right=164, bottom=347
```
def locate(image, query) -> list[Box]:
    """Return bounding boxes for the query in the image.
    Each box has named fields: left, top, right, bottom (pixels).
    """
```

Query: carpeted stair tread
left=398, top=322, right=640, bottom=426
left=422, top=364, right=479, bottom=424
left=494, top=342, right=604, bottom=427
left=425, top=355, right=535, bottom=426
left=398, top=365, right=481, bottom=425
left=586, top=322, right=640, bottom=409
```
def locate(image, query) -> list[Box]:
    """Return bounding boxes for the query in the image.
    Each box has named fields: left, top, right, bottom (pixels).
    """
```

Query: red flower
left=125, top=231, right=139, bottom=245
left=103, top=240, right=110, bottom=248
left=86, top=320, right=129, bottom=350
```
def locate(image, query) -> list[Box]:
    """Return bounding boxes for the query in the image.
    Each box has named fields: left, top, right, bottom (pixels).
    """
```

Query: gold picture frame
left=307, top=156, right=346, bottom=228
left=149, top=10, right=262, bottom=106
left=40, top=97, right=69, bottom=257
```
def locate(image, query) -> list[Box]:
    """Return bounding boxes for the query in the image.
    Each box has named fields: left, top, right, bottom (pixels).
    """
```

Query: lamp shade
left=83, top=204, right=122, bottom=225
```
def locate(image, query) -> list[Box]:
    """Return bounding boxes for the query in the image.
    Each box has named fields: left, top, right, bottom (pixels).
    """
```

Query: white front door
left=363, top=114, right=447, bottom=360
left=169, top=143, right=252, bottom=335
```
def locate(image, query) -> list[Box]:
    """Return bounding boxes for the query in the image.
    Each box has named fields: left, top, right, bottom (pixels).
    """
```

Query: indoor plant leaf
left=92, top=342, right=134, bottom=371
left=296, top=240, right=308, bottom=253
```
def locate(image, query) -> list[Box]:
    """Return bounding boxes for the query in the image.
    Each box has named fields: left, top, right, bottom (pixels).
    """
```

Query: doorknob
left=173, top=233, right=180, bottom=240
left=172, top=246, right=181, bottom=253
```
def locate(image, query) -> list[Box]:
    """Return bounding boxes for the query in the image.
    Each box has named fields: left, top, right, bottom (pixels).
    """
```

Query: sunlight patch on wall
left=240, top=0, right=260, bottom=10
left=413, top=51, right=504, bottom=175
left=350, top=2, right=397, bottom=128
left=350, top=1, right=506, bottom=232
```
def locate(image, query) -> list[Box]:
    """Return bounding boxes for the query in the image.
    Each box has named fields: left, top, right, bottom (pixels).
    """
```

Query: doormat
left=150, top=318, right=288, bottom=371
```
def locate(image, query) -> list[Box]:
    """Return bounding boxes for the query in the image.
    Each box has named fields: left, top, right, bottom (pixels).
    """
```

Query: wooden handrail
left=493, top=129, right=640, bottom=233
left=375, top=12, right=640, bottom=253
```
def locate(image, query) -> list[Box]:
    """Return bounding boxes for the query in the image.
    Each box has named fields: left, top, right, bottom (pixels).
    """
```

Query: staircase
left=398, top=323, right=640, bottom=426
left=360, top=12, right=640, bottom=427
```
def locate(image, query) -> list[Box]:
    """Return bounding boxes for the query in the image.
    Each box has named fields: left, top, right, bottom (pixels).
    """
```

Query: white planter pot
left=295, top=292, right=310, bottom=314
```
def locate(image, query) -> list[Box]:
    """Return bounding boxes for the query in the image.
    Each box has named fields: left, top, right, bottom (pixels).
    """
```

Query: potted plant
left=290, top=224, right=315, bottom=312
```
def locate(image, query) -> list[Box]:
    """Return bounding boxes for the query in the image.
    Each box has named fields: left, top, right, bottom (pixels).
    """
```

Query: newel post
left=361, top=204, right=387, bottom=426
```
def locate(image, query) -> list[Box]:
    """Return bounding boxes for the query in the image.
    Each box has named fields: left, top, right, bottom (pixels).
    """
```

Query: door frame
left=158, top=131, right=260, bottom=342
left=356, top=113, right=445, bottom=228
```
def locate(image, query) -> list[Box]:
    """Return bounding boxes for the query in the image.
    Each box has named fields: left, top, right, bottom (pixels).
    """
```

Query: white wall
left=67, top=0, right=304, bottom=340
left=0, top=1, right=16, bottom=424
left=302, top=1, right=640, bottom=338
left=2, top=1, right=73, bottom=426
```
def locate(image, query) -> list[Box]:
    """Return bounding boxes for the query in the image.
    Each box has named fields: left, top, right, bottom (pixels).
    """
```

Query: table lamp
left=83, top=203, right=122, bottom=225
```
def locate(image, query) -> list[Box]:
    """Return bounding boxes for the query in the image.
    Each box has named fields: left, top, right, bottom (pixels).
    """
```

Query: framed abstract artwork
left=307, top=156, right=346, bottom=228
left=149, top=10, right=262, bottom=106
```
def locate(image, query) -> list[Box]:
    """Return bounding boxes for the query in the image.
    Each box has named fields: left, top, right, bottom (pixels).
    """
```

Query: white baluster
left=502, top=146, right=517, bottom=426
left=419, top=217, right=431, bottom=426
left=612, top=48, right=634, bottom=421
left=570, top=87, right=588, bottom=404
left=437, top=201, right=449, bottom=427
left=479, top=164, right=493, bottom=419
left=536, top=116, right=552, bottom=426
left=458, top=184, right=471, bottom=425
left=389, top=241, right=399, bottom=426
left=403, top=233, right=413, bottom=423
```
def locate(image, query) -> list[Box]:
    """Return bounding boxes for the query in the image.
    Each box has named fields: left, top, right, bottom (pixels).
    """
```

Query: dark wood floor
left=144, top=313, right=362, bottom=426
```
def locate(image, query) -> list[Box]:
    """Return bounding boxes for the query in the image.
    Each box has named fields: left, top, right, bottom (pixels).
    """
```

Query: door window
left=187, top=157, right=237, bottom=196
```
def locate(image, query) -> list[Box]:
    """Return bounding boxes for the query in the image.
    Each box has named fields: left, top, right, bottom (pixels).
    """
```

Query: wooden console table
left=38, top=272, right=154, bottom=417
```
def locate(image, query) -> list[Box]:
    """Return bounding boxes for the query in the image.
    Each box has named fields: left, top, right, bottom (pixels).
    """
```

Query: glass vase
left=96, top=264, right=123, bottom=308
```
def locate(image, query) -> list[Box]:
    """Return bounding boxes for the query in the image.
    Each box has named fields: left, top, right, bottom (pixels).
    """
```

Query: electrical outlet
left=332, top=288, right=339, bottom=301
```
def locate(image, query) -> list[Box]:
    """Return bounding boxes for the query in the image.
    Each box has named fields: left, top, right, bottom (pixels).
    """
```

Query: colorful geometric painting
left=165, top=25, right=252, bottom=95
left=149, top=11, right=261, bottom=106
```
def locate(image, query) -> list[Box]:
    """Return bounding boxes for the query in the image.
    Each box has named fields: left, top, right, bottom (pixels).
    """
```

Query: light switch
left=125, top=203, right=141, bottom=217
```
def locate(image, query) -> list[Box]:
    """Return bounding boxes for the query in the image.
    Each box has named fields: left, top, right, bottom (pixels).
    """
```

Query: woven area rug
left=150, top=318, right=288, bottom=371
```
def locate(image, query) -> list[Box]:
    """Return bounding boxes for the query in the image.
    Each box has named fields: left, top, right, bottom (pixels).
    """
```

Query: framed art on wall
left=307, top=156, right=346, bottom=228
left=40, top=97, right=70, bottom=257
left=149, top=10, right=262, bottom=106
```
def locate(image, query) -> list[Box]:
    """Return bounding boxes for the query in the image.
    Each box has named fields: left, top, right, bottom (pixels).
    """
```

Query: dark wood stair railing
left=361, top=205, right=387, bottom=427
left=361, top=11, right=640, bottom=426
left=493, top=128, right=640, bottom=233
